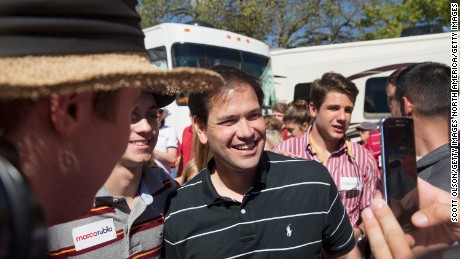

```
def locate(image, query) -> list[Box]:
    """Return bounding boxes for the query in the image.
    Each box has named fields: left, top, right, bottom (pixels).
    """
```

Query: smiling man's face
left=195, top=85, right=266, bottom=175
left=121, top=92, right=159, bottom=165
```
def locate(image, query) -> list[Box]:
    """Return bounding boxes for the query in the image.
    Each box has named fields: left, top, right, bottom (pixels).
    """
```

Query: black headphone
left=0, top=139, right=47, bottom=259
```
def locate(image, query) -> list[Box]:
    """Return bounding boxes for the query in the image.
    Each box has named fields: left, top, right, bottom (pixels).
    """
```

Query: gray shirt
left=47, top=164, right=177, bottom=258
left=417, top=143, right=451, bottom=194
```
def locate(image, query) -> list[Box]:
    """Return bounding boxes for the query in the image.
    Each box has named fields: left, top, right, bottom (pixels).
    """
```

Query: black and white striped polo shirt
left=164, top=151, right=355, bottom=258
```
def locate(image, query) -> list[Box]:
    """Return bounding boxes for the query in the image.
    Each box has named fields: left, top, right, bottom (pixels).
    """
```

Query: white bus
left=270, top=32, right=450, bottom=133
left=143, top=23, right=275, bottom=140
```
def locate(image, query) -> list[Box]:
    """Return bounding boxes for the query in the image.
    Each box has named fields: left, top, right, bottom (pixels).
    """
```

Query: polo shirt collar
left=202, top=152, right=269, bottom=206
left=94, top=163, right=165, bottom=205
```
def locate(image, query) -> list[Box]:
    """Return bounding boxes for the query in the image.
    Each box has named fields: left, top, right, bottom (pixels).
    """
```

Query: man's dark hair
left=188, top=65, right=264, bottom=126
left=395, top=62, right=450, bottom=118
left=386, top=68, right=405, bottom=88
left=310, top=72, right=359, bottom=109
left=0, top=90, right=120, bottom=136
left=0, top=100, right=35, bottom=137
left=92, top=90, right=121, bottom=121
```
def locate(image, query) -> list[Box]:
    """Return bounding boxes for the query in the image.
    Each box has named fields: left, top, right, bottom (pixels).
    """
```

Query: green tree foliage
left=138, top=0, right=373, bottom=48
left=138, top=0, right=274, bottom=42
left=137, top=0, right=191, bottom=27
left=191, top=0, right=274, bottom=42
left=269, top=0, right=374, bottom=47
left=137, top=0, right=451, bottom=48
left=358, top=0, right=453, bottom=40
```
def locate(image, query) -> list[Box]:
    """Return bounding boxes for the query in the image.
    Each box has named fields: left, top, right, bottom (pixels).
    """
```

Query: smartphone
left=380, top=117, right=418, bottom=232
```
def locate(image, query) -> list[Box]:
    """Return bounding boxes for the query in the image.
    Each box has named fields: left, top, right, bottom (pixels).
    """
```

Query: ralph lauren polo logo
left=286, top=224, right=292, bottom=237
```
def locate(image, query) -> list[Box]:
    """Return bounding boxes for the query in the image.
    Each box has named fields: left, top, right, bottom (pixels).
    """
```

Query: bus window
left=147, top=47, right=168, bottom=70
left=260, top=64, right=276, bottom=107
left=171, top=43, right=241, bottom=69
left=242, top=52, right=270, bottom=78
left=294, top=83, right=311, bottom=103
left=364, top=77, right=390, bottom=115
left=176, top=93, right=189, bottom=106
left=242, top=52, right=276, bottom=106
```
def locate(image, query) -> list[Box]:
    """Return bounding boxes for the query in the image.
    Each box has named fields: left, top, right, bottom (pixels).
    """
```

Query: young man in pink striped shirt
left=273, top=72, right=381, bottom=254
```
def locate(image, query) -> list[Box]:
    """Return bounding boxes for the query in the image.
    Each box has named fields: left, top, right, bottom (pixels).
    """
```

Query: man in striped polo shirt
left=47, top=92, right=178, bottom=258
left=273, top=72, right=381, bottom=255
left=163, top=65, right=360, bottom=258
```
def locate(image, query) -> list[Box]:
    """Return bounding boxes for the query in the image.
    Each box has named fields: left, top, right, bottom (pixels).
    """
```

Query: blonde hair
left=179, top=158, right=199, bottom=184
left=265, top=129, right=283, bottom=151
left=264, top=115, right=283, bottom=132
left=177, top=130, right=212, bottom=186
left=193, top=130, right=212, bottom=171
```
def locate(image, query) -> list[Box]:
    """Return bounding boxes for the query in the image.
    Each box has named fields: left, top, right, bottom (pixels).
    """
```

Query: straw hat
left=0, top=0, right=223, bottom=100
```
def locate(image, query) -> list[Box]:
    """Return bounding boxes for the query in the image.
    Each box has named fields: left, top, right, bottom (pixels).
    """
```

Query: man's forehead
left=209, top=88, right=242, bottom=106
left=140, top=92, right=158, bottom=108
left=386, top=83, right=397, bottom=93
left=323, top=91, right=353, bottom=103
left=209, top=88, right=260, bottom=114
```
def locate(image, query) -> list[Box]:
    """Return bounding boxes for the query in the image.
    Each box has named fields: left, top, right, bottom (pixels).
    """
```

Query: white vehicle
left=270, top=32, right=450, bottom=130
left=143, top=23, right=275, bottom=141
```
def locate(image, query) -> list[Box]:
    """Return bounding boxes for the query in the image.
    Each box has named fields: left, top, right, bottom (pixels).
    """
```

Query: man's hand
left=362, top=178, right=460, bottom=259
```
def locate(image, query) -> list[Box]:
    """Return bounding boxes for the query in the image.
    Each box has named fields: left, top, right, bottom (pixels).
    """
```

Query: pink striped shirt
left=273, top=132, right=381, bottom=226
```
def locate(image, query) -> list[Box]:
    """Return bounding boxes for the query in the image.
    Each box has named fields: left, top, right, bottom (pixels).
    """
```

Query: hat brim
left=0, top=53, right=223, bottom=100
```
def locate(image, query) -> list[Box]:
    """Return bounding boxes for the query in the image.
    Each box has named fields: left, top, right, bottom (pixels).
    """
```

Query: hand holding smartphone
left=380, top=117, right=418, bottom=232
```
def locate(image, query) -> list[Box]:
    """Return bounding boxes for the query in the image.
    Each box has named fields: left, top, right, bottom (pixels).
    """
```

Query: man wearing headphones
left=0, top=0, right=222, bottom=257
left=273, top=72, right=381, bottom=255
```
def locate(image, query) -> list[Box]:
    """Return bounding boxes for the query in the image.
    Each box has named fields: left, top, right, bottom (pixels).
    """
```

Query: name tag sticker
left=340, top=177, right=361, bottom=191
left=72, top=218, right=116, bottom=251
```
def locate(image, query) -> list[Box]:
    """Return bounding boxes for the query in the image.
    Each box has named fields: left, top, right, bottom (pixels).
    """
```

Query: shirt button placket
left=237, top=206, right=255, bottom=242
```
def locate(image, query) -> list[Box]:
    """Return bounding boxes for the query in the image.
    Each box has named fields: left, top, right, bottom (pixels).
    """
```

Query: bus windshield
left=171, top=43, right=276, bottom=107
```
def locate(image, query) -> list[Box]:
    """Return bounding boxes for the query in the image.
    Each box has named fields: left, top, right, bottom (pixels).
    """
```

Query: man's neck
left=211, top=164, right=257, bottom=202
left=413, top=115, right=449, bottom=157
left=309, top=125, right=341, bottom=162
left=104, top=162, right=143, bottom=198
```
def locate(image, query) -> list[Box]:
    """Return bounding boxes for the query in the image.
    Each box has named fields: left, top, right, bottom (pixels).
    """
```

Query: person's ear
left=301, top=122, right=309, bottom=132
left=309, top=102, right=318, bottom=117
left=49, top=93, right=88, bottom=138
left=192, top=116, right=208, bottom=145
left=401, top=96, right=413, bottom=117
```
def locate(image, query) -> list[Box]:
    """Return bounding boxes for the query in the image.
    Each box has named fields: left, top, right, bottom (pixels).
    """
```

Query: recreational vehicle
left=270, top=32, right=450, bottom=129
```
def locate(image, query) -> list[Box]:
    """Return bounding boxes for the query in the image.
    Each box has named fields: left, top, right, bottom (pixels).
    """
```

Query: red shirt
left=363, top=130, right=381, bottom=168
left=179, top=125, right=194, bottom=174
left=282, top=128, right=289, bottom=140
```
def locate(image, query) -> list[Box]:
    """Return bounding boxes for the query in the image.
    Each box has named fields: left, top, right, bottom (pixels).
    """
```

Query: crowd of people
left=0, top=0, right=457, bottom=258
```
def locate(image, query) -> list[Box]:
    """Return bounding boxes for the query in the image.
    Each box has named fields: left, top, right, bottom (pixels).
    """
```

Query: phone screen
left=380, top=117, right=418, bottom=232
